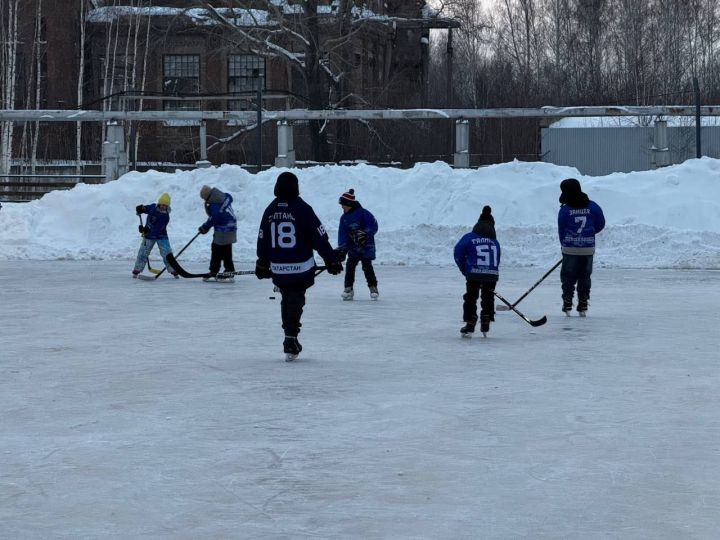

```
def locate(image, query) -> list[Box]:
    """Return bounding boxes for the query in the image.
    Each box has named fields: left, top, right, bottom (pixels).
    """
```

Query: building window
left=228, top=54, right=265, bottom=110
left=99, top=55, right=132, bottom=110
left=163, top=54, right=200, bottom=110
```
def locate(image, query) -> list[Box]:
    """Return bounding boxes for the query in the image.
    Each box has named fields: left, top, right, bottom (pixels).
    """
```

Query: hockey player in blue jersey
left=255, top=172, right=343, bottom=360
left=453, top=206, right=501, bottom=337
left=557, top=178, right=605, bottom=316
left=198, top=185, right=238, bottom=281
left=337, top=189, right=379, bottom=300
left=132, top=192, right=179, bottom=278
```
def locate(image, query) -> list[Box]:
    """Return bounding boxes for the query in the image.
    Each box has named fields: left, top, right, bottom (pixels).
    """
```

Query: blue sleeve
left=453, top=236, right=467, bottom=274
left=202, top=203, right=220, bottom=229
left=362, top=209, right=379, bottom=235
left=592, top=202, right=605, bottom=234
left=495, top=239, right=501, bottom=268
left=558, top=207, right=566, bottom=242
left=338, top=216, right=349, bottom=249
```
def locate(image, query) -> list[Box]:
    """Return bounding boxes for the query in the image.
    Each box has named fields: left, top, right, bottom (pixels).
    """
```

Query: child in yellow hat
left=132, top=192, right=179, bottom=278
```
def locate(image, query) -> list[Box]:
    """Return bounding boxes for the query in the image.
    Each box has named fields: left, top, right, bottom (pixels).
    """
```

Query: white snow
left=1, top=159, right=720, bottom=269
left=551, top=115, right=720, bottom=128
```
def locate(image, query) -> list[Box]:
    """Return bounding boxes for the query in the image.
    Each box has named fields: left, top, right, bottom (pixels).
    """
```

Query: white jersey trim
left=271, top=257, right=316, bottom=274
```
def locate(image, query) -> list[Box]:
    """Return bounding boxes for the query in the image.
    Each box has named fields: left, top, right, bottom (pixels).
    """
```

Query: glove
left=354, top=230, right=368, bottom=246
left=334, top=248, right=347, bottom=262
left=326, top=260, right=343, bottom=275
left=138, top=225, right=149, bottom=235
left=198, top=225, right=209, bottom=234
left=135, top=205, right=145, bottom=215
left=255, top=259, right=272, bottom=280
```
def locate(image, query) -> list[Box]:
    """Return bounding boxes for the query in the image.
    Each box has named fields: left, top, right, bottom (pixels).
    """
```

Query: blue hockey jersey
left=338, top=206, right=378, bottom=260
left=558, top=200, right=605, bottom=255
left=140, top=203, right=170, bottom=240
left=257, top=197, right=336, bottom=287
left=202, top=189, right=237, bottom=233
left=454, top=232, right=501, bottom=282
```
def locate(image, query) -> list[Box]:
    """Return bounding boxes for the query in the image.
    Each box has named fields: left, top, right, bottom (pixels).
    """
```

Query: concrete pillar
left=275, top=121, right=296, bottom=168
left=453, top=119, right=470, bottom=168
left=196, top=121, right=211, bottom=168
left=103, top=122, right=128, bottom=181
left=652, top=119, right=670, bottom=168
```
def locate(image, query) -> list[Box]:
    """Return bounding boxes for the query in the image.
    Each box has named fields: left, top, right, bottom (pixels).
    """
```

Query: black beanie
left=274, top=171, right=299, bottom=199
left=473, top=205, right=496, bottom=239
left=559, top=178, right=589, bottom=207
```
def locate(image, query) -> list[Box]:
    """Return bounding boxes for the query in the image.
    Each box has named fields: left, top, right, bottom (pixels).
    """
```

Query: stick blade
left=530, top=316, right=547, bottom=327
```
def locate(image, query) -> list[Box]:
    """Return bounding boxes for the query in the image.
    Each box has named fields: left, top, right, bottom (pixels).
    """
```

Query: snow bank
left=1, top=159, right=720, bottom=268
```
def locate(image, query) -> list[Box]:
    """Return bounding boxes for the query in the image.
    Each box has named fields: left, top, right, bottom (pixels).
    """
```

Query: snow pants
left=209, top=243, right=235, bottom=274
left=560, top=253, right=594, bottom=302
left=463, top=280, right=496, bottom=324
left=344, top=255, right=377, bottom=289
left=279, top=284, right=308, bottom=338
left=133, top=238, right=174, bottom=273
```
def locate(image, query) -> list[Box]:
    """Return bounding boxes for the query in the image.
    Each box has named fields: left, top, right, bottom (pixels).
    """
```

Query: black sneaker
left=460, top=321, right=476, bottom=338
left=283, top=336, right=302, bottom=360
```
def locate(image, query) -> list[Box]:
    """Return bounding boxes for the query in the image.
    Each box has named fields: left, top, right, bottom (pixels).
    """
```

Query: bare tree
left=0, top=0, right=20, bottom=176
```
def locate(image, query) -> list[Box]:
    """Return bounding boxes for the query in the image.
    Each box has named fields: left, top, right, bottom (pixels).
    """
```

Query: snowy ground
left=2, top=261, right=719, bottom=538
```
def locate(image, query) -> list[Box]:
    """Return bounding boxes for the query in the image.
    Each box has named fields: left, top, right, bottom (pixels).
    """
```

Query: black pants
left=463, top=280, right=496, bottom=323
left=279, top=285, right=308, bottom=337
left=560, top=253, right=593, bottom=301
left=209, top=243, right=235, bottom=273
left=344, top=255, right=377, bottom=288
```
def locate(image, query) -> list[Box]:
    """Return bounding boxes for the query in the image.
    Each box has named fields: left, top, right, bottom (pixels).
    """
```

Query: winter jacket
left=338, top=206, right=378, bottom=260
left=140, top=203, right=170, bottom=240
left=257, top=196, right=336, bottom=288
left=454, top=231, right=501, bottom=283
left=558, top=201, right=605, bottom=255
left=202, top=188, right=237, bottom=245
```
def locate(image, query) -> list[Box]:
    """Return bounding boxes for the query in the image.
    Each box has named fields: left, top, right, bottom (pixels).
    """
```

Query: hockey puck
left=269, top=296, right=276, bottom=300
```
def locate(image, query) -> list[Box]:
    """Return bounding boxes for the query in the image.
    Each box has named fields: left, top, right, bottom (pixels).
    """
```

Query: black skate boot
left=460, top=320, right=476, bottom=338
left=562, top=296, right=573, bottom=316
left=480, top=315, right=491, bottom=337
left=577, top=298, right=588, bottom=317
left=283, top=335, right=302, bottom=361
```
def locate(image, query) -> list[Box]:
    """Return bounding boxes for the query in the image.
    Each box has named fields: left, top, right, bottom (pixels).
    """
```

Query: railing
left=0, top=174, right=105, bottom=202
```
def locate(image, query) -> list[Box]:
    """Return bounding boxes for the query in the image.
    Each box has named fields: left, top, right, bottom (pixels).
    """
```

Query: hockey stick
left=138, top=215, right=162, bottom=275
left=496, top=259, right=562, bottom=311
left=494, top=291, right=547, bottom=327
left=157, top=232, right=201, bottom=279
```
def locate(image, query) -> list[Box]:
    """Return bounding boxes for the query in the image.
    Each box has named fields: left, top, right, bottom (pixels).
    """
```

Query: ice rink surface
left=1, top=261, right=719, bottom=539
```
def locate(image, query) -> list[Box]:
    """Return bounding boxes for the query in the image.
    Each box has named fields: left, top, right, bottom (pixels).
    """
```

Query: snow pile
left=1, top=159, right=720, bottom=268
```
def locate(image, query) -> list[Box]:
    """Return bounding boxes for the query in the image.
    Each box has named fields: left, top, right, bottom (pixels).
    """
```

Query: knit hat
left=274, top=171, right=299, bottom=199
left=473, top=205, right=496, bottom=239
left=158, top=192, right=171, bottom=206
left=200, top=185, right=212, bottom=200
left=339, top=188, right=357, bottom=206
left=559, top=178, right=589, bottom=208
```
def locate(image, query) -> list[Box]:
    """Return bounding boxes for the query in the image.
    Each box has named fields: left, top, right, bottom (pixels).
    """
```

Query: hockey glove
left=135, top=204, right=145, bottom=215
left=138, top=225, right=150, bottom=235
left=326, top=261, right=343, bottom=275
left=354, top=230, right=368, bottom=246
left=255, top=259, right=272, bottom=280
left=198, top=225, right=210, bottom=234
left=334, top=248, right=347, bottom=262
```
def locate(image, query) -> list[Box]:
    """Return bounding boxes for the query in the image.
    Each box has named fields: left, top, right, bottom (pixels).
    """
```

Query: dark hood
left=274, top=172, right=299, bottom=200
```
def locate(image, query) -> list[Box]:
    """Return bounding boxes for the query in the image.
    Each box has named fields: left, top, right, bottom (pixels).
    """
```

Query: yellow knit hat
left=158, top=192, right=171, bottom=206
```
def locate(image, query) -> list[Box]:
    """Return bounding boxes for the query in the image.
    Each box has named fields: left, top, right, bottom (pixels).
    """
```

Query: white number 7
left=574, top=216, right=587, bottom=233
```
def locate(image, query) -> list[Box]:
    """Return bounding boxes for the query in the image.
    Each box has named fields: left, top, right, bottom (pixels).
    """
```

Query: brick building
left=11, top=0, right=457, bottom=165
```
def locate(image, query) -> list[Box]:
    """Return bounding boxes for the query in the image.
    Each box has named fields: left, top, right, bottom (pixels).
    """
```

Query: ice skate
left=202, top=273, right=217, bottom=282
left=283, top=336, right=302, bottom=361
left=132, top=270, right=140, bottom=279
left=369, top=286, right=379, bottom=300
left=215, top=274, right=235, bottom=283
left=562, top=298, right=573, bottom=316
left=480, top=316, right=491, bottom=338
left=577, top=299, right=588, bottom=317
left=460, top=320, right=476, bottom=338
left=341, top=287, right=354, bottom=301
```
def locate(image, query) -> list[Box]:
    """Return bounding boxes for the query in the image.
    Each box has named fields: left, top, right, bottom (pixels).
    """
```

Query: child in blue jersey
left=198, top=185, right=238, bottom=281
left=132, top=192, right=178, bottom=278
left=453, top=206, right=501, bottom=337
left=255, top=172, right=343, bottom=360
left=557, top=178, right=605, bottom=315
left=337, top=189, right=379, bottom=300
